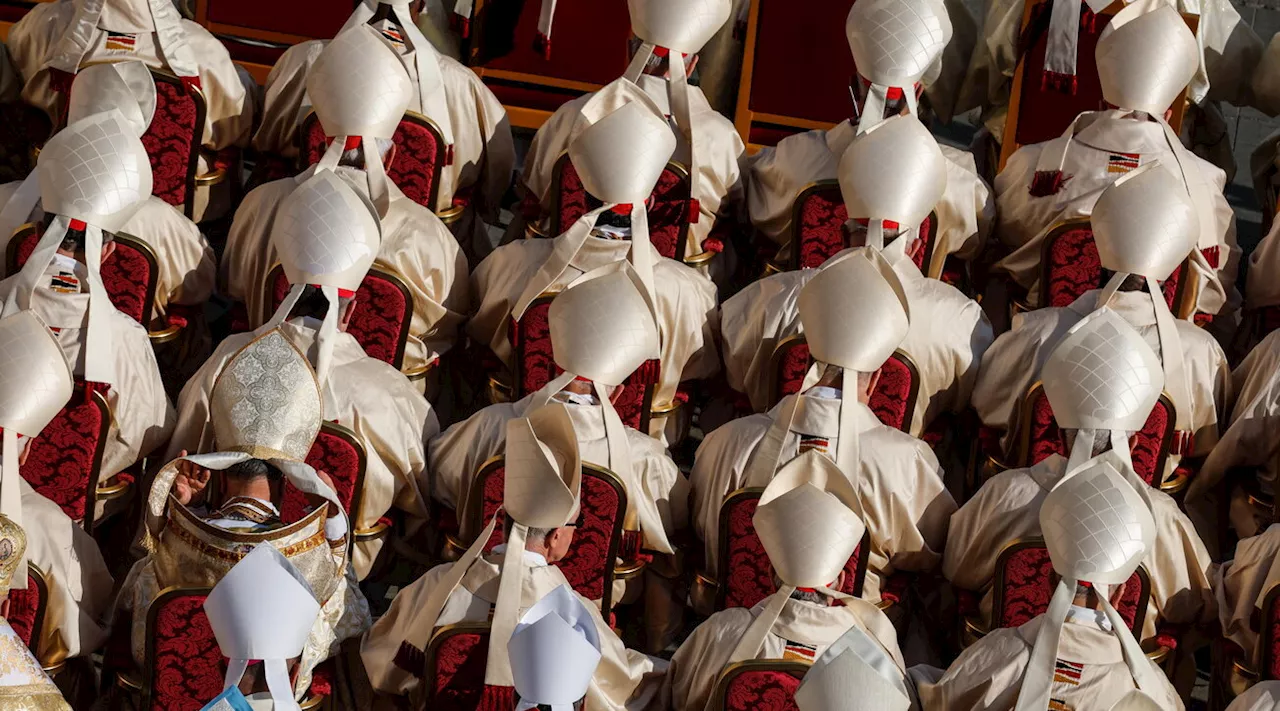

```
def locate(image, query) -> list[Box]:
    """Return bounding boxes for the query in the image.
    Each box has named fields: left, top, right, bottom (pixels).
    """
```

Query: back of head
left=223, top=458, right=284, bottom=484
left=1096, top=0, right=1198, bottom=116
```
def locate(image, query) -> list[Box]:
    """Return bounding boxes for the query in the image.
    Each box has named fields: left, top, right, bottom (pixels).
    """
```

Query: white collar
left=491, top=544, right=550, bottom=568
left=1065, top=604, right=1113, bottom=632
left=806, top=386, right=843, bottom=401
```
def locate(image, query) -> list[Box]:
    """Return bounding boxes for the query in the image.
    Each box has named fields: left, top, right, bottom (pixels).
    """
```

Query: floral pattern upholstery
left=15, top=228, right=156, bottom=326
left=1043, top=224, right=1179, bottom=310
left=20, top=381, right=107, bottom=523
left=7, top=572, right=44, bottom=652
left=1026, top=389, right=1170, bottom=486
left=270, top=268, right=411, bottom=369
left=775, top=340, right=914, bottom=432
left=0, top=102, right=50, bottom=184
left=148, top=591, right=224, bottom=711
left=428, top=628, right=490, bottom=711
left=995, top=543, right=1143, bottom=631
left=793, top=183, right=933, bottom=272
left=142, top=78, right=200, bottom=212
left=280, top=426, right=362, bottom=524
left=554, top=158, right=690, bottom=259
left=722, top=670, right=803, bottom=711
left=302, top=115, right=443, bottom=211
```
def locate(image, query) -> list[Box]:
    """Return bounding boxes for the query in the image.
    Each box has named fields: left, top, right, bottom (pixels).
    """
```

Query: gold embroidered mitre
left=209, top=330, right=323, bottom=462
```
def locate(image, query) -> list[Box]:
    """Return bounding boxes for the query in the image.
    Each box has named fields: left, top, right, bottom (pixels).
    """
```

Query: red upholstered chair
left=299, top=110, right=448, bottom=214
left=1015, top=382, right=1176, bottom=489
left=708, top=659, right=810, bottom=711
left=0, top=101, right=51, bottom=184
left=1037, top=218, right=1192, bottom=315
left=458, top=457, right=636, bottom=619
left=463, top=0, right=633, bottom=129
left=421, top=622, right=497, bottom=711
left=998, top=1, right=1196, bottom=169
left=991, top=538, right=1148, bottom=633
left=787, top=181, right=940, bottom=277
left=18, top=381, right=110, bottom=533
left=712, top=487, right=870, bottom=611
left=141, top=69, right=207, bottom=219
left=734, top=0, right=855, bottom=150
left=276, top=420, right=390, bottom=545
left=766, top=334, right=920, bottom=433
left=266, top=263, right=415, bottom=371
left=7, top=563, right=50, bottom=657
left=193, top=0, right=353, bottom=83
left=505, top=290, right=663, bottom=432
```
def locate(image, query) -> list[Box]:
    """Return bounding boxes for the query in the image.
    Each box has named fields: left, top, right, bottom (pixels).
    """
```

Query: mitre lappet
left=794, top=624, right=911, bottom=711
left=1015, top=460, right=1160, bottom=711
left=0, top=515, right=71, bottom=710
left=398, top=403, right=583, bottom=690
left=0, top=311, right=73, bottom=589
left=335, top=0, right=457, bottom=201
left=202, top=545, right=322, bottom=711
left=509, top=585, right=603, bottom=711
left=837, top=114, right=947, bottom=252
left=264, top=169, right=382, bottom=386
left=304, top=23, right=414, bottom=216
left=845, top=0, right=951, bottom=133
left=1, top=110, right=152, bottom=387
left=43, top=0, right=200, bottom=87
left=1041, top=307, right=1165, bottom=499
left=742, top=247, right=910, bottom=487
left=0, top=61, right=155, bottom=246
left=510, top=83, right=676, bottom=324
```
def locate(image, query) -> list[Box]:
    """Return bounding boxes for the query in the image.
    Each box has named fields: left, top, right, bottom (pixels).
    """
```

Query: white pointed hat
left=838, top=115, right=947, bottom=251
left=628, top=0, right=731, bottom=55
left=1097, top=1, right=1198, bottom=116
left=1092, top=163, right=1198, bottom=283
left=68, top=61, right=157, bottom=137
left=509, top=585, right=602, bottom=711
left=794, top=627, right=911, bottom=711
left=845, top=0, right=951, bottom=132
left=205, top=545, right=322, bottom=711
left=44, top=0, right=200, bottom=81
left=0, top=312, right=73, bottom=590
left=799, top=247, right=910, bottom=374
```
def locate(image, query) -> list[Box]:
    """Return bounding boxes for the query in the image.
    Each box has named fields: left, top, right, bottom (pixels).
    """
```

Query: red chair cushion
left=270, top=270, right=411, bottom=369
left=1043, top=223, right=1178, bottom=311
left=723, top=669, right=803, bottom=711
left=0, top=102, right=51, bottom=184
left=996, top=544, right=1142, bottom=631
left=303, top=117, right=442, bottom=211
left=1027, top=391, right=1168, bottom=486
left=142, top=79, right=199, bottom=211
left=795, top=189, right=847, bottom=270
left=280, top=427, right=362, bottom=524
left=776, top=341, right=912, bottom=432
left=149, top=592, right=224, bottom=711
left=20, top=383, right=107, bottom=522
left=7, top=573, right=44, bottom=651
left=1013, top=4, right=1109, bottom=148
left=554, top=159, right=688, bottom=260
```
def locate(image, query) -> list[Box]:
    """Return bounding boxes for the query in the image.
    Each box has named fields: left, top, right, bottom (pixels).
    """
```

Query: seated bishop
left=120, top=324, right=367, bottom=702
left=0, top=62, right=216, bottom=325
left=747, top=0, right=993, bottom=279
left=991, top=3, right=1237, bottom=319
left=199, top=545, right=323, bottom=711
left=518, top=0, right=744, bottom=274
left=254, top=0, right=514, bottom=260
left=949, top=310, right=1214, bottom=651
left=5, top=0, right=254, bottom=221
left=0, top=110, right=174, bottom=501
left=0, top=515, right=73, bottom=710
left=664, top=452, right=906, bottom=711
left=431, top=266, right=687, bottom=650
left=975, top=163, right=1230, bottom=487
left=469, top=85, right=718, bottom=442
left=723, top=114, right=993, bottom=430
left=508, top=585, right=605, bottom=711
left=0, top=311, right=113, bottom=673
left=224, top=24, right=469, bottom=386
left=692, top=247, right=956, bottom=605
left=167, top=170, right=436, bottom=579
left=362, top=404, right=660, bottom=709
left=920, top=459, right=1183, bottom=709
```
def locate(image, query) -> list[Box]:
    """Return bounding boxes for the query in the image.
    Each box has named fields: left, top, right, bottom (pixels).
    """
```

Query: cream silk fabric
left=163, top=318, right=436, bottom=579
left=972, top=289, right=1230, bottom=483
left=690, top=395, right=955, bottom=602
left=222, top=166, right=469, bottom=376
left=1215, top=523, right=1280, bottom=667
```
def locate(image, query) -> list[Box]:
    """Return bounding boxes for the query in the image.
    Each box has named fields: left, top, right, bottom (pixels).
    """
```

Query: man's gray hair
left=339, top=137, right=396, bottom=168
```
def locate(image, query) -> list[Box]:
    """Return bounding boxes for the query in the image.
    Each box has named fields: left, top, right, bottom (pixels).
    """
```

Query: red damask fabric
left=302, top=119, right=326, bottom=166
left=997, top=545, right=1142, bottom=631
left=388, top=120, right=441, bottom=210
left=142, top=79, right=199, bottom=211
left=554, top=160, right=689, bottom=258
left=149, top=592, right=224, bottom=711
left=795, top=188, right=846, bottom=270
left=1044, top=225, right=1102, bottom=308
left=1027, top=392, right=1166, bottom=485
left=776, top=341, right=911, bottom=432
left=20, top=382, right=106, bottom=522
left=15, top=228, right=153, bottom=324
left=723, top=670, right=803, bottom=711
left=7, top=573, right=43, bottom=651
left=270, top=270, right=411, bottom=369
left=280, top=428, right=362, bottom=524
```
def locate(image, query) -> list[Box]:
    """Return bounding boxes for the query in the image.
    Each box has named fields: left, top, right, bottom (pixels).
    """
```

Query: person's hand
left=173, top=451, right=211, bottom=506
left=308, top=470, right=341, bottom=518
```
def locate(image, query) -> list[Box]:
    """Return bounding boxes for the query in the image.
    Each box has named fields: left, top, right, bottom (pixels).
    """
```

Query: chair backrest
left=991, top=538, right=1149, bottom=633
left=767, top=334, right=919, bottom=433
left=734, top=0, right=855, bottom=149
left=998, top=1, right=1196, bottom=170
left=716, top=487, right=870, bottom=611
left=19, top=381, right=111, bottom=531
left=789, top=180, right=938, bottom=274
left=548, top=153, right=693, bottom=261
left=423, top=622, right=493, bottom=711
left=142, top=68, right=206, bottom=219
left=1039, top=218, right=1187, bottom=313
left=279, top=421, right=367, bottom=525
left=465, top=0, right=633, bottom=129
left=708, top=659, right=810, bottom=711
left=1260, top=583, right=1280, bottom=680
left=7, top=225, right=162, bottom=329
left=0, top=101, right=51, bottom=184
left=266, top=263, right=414, bottom=370
left=1017, top=382, right=1176, bottom=487
left=142, top=586, right=223, bottom=711
left=8, top=563, right=50, bottom=656
left=299, top=110, right=447, bottom=212
left=508, top=293, right=661, bottom=431
left=465, top=457, right=630, bottom=618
